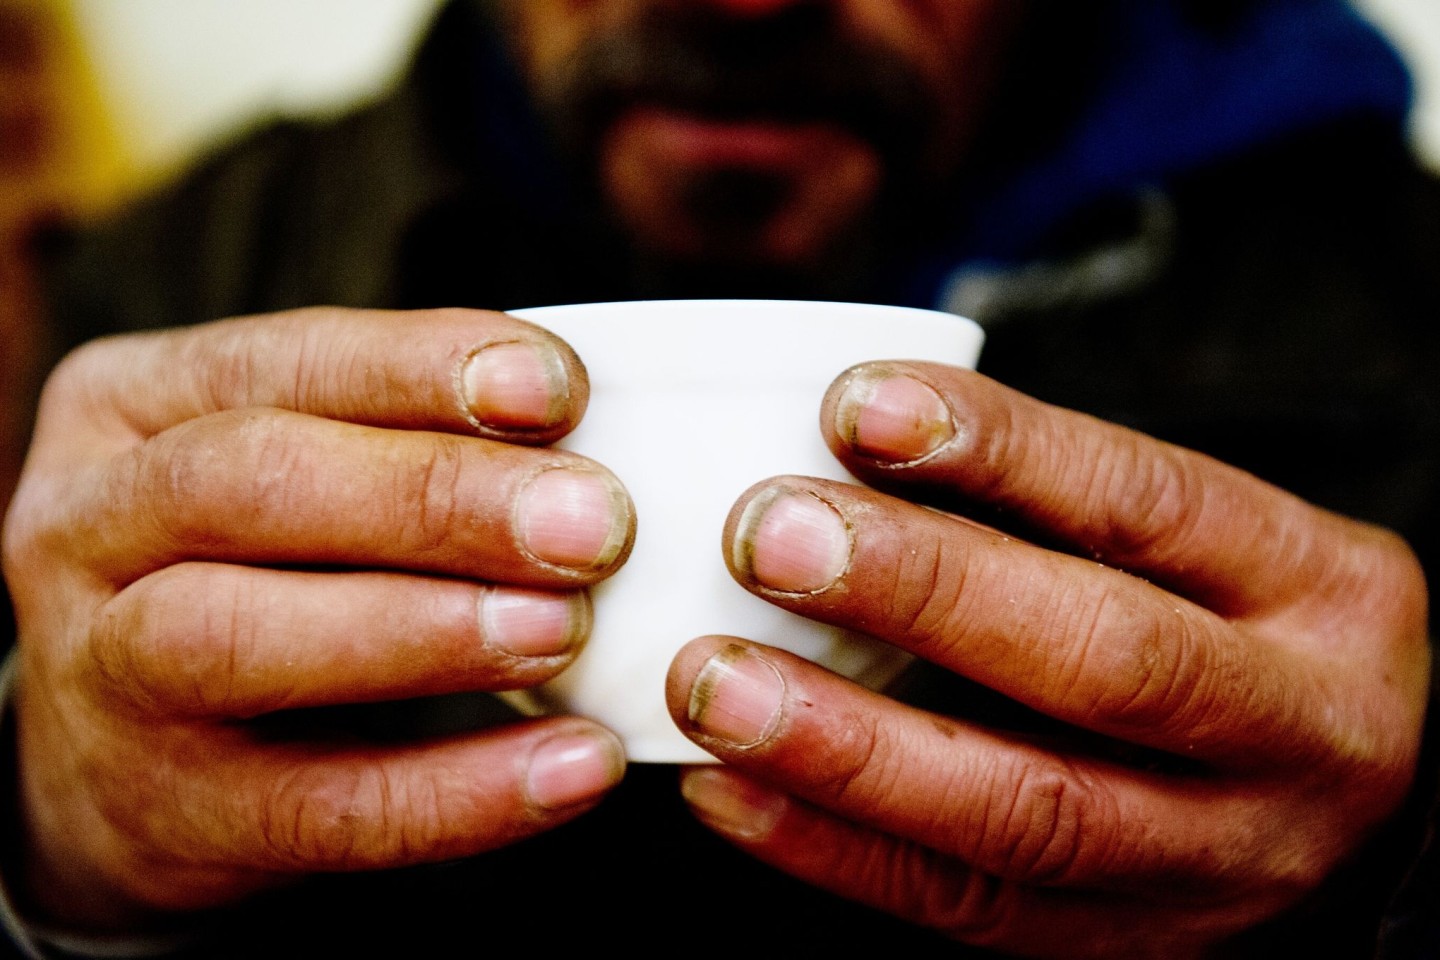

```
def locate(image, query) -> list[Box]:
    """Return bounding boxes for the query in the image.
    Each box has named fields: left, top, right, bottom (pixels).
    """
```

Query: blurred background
left=0, top=0, right=443, bottom=230
left=2, top=0, right=1436, bottom=232
left=0, top=0, right=1436, bottom=258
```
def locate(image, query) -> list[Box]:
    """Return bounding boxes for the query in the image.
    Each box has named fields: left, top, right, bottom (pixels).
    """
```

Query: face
left=500, top=0, right=1022, bottom=276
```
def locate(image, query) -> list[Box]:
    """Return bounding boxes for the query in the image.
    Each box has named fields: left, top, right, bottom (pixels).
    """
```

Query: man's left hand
left=666, top=362, right=1429, bottom=958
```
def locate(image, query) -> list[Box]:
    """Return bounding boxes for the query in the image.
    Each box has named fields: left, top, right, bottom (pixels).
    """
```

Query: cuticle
left=566, top=590, right=594, bottom=651
left=833, top=364, right=886, bottom=449
left=598, top=475, right=637, bottom=570
left=730, top=485, right=782, bottom=582
left=800, top=490, right=855, bottom=596
left=454, top=337, right=512, bottom=431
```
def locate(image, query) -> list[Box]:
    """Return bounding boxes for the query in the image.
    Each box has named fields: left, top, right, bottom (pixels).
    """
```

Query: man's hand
left=667, top=361, right=1430, bottom=958
left=1, top=308, right=632, bottom=930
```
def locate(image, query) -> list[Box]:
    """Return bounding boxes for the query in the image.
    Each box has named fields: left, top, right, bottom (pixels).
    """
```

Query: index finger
left=35, top=306, right=588, bottom=453
left=821, top=362, right=1416, bottom=621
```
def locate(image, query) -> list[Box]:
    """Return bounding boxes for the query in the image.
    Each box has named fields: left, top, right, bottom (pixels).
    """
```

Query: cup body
left=504, top=300, right=983, bottom=762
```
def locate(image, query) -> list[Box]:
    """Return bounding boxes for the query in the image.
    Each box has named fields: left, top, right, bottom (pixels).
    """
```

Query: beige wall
left=68, top=0, right=444, bottom=196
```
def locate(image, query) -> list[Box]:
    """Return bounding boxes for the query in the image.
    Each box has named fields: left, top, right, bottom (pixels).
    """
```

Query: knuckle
left=87, top=591, right=161, bottom=712
left=980, top=760, right=1094, bottom=885
left=1336, top=524, right=1429, bottom=648
left=276, top=310, right=333, bottom=410
left=259, top=764, right=441, bottom=870
left=1085, top=593, right=1208, bottom=735
left=1096, top=442, right=1204, bottom=565
left=806, top=709, right=891, bottom=807
left=242, top=416, right=324, bottom=524
left=195, top=307, right=356, bottom=413
left=4, top=456, right=108, bottom=588
left=0, top=477, right=57, bottom=588
left=390, top=434, right=470, bottom=556
left=885, top=536, right=971, bottom=652
left=90, top=568, right=269, bottom=717
left=1279, top=523, right=1429, bottom=781
left=286, top=308, right=408, bottom=416
left=43, top=337, right=117, bottom=409
left=841, top=838, right=1021, bottom=947
left=1238, top=807, right=1345, bottom=905
left=926, top=873, right=1023, bottom=948
left=121, top=432, right=196, bottom=541
left=128, top=412, right=284, bottom=550
left=189, top=318, right=271, bottom=412
left=259, top=766, right=365, bottom=868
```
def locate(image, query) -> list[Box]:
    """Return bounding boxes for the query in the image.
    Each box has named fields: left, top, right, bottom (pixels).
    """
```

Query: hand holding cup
left=506, top=299, right=984, bottom=762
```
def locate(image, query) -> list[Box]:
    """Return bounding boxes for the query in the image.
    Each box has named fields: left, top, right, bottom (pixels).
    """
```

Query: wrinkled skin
left=3, top=308, right=633, bottom=928
left=2, top=3, right=1431, bottom=952
left=666, top=362, right=1430, bottom=958
left=3, top=308, right=1428, bottom=957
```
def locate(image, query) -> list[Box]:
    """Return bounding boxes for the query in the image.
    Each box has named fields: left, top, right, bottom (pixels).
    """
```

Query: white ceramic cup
left=503, top=300, right=984, bottom=762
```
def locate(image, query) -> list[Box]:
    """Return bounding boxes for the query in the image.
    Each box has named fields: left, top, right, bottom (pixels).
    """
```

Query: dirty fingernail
left=681, top=768, right=787, bottom=841
left=461, top=340, right=569, bottom=430
left=526, top=730, right=625, bottom=810
left=687, top=644, right=785, bottom=748
left=732, top=488, right=850, bottom=593
left=480, top=587, right=590, bottom=657
left=516, top=468, right=632, bottom=571
left=835, top=367, right=955, bottom=463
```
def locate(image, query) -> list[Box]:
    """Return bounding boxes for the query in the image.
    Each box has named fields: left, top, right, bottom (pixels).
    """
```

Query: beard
left=523, top=4, right=951, bottom=298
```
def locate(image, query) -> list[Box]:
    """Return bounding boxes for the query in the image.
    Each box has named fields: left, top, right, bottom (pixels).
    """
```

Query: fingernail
left=526, top=731, right=625, bottom=810
left=460, top=340, right=568, bottom=431
left=480, top=587, right=589, bottom=657
left=835, top=367, right=954, bottom=463
left=687, top=644, right=785, bottom=747
left=732, top=488, right=850, bottom=593
left=681, top=768, right=786, bottom=841
left=516, top=468, right=632, bottom=571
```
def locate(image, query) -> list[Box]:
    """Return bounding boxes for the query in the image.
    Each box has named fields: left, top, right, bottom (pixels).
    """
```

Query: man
left=3, top=0, right=1437, bottom=955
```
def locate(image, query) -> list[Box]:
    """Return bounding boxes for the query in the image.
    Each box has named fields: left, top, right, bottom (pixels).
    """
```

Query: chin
left=600, top=110, right=885, bottom=277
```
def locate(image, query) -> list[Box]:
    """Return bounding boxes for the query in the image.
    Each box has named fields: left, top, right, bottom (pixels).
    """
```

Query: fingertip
left=513, top=465, right=636, bottom=575
left=667, top=635, right=723, bottom=727
left=823, top=362, right=965, bottom=468
left=523, top=724, right=626, bottom=812
left=513, top=316, right=592, bottom=425
left=680, top=766, right=788, bottom=842
left=670, top=639, right=787, bottom=751
left=455, top=325, right=590, bottom=445
left=724, top=480, right=852, bottom=596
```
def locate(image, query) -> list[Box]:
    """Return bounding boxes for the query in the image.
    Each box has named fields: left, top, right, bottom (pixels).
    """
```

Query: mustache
left=532, top=6, right=937, bottom=166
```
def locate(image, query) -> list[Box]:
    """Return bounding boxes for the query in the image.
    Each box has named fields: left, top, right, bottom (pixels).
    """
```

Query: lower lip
left=612, top=106, right=863, bottom=170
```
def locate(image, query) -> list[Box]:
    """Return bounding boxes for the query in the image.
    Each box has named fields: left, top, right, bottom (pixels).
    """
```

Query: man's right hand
left=0, top=307, right=632, bottom=932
